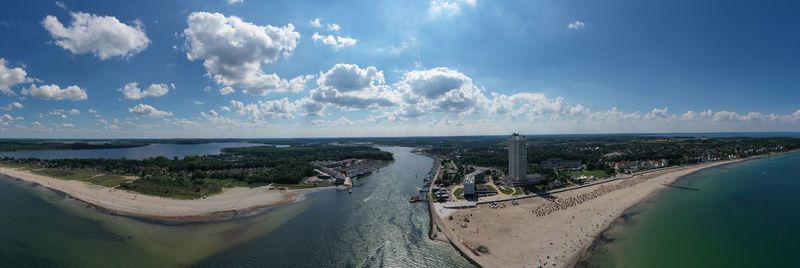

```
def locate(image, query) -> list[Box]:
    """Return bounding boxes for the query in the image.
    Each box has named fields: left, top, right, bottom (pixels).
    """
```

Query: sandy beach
left=0, top=167, right=322, bottom=223
left=433, top=159, right=748, bottom=268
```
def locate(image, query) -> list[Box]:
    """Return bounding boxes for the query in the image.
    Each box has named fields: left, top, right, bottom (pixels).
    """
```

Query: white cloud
left=56, top=123, right=74, bottom=128
left=21, top=84, right=87, bottom=101
left=309, top=18, right=322, bottom=28
left=0, top=114, right=23, bottom=126
left=227, top=0, right=243, bottom=4
left=310, top=117, right=354, bottom=126
left=489, top=92, right=565, bottom=118
left=0, top=102, right=24, bottom=111
left=397, top=67, right=488, bottom=116
left=0, top=58, right=33, bottom=95
left=429, top=0, right=462, bottom=17
left=120, top=82, right=170, bottom=99
left=309, top=64, right=400, bottom=110
left=183, top=12, right=300, bottom=94
left=47, top=108, right=80, bottom=118
left=42, top=11, right=150, bottom=59
left=230, top=98, right=299, bottom=121
left=88, top=109, right=98, bottom=114
left=680, top=110, right=713, bottom=121
left=219, top=86, right=235, bottom=95
left=312, top=33, right=357, bottom=50
left=645, top=107, right=670, bottom=119
left=327, top=23, right=340, bottom=32
left=239, top=74, right=315, bottom=95
left=567, top=20, right=586, bottom=30
left=128, top=103, right=172, bottom=118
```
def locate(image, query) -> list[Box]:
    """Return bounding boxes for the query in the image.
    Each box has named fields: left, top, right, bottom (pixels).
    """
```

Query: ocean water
left=579, top=151, right=800, bottom=267
left=0, top=147, right=471, bottom=267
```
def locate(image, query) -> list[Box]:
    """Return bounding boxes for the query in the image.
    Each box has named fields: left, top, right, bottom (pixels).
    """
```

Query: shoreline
left=432, top=155, right=769, bottom=268
left=0, top=167, right=327, bottom=224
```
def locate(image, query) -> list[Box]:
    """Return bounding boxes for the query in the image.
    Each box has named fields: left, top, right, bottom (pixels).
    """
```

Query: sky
left=0, top=0, right=798, bottom=138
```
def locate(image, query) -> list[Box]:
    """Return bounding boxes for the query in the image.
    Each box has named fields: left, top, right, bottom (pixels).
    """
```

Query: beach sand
left=434, top=159, right=745, bottom=268
left=0, top=167, right=321, bottom=223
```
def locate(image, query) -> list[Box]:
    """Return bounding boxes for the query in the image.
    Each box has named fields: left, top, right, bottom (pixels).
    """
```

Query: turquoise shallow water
left=579, top=152, right=800, bottom=267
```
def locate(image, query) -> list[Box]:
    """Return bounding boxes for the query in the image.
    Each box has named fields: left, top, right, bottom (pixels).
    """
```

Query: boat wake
left=360, top=240, right=390, bottom=268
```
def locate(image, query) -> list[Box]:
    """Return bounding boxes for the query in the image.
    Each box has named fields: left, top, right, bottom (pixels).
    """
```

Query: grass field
left=566, top=170, right=609, bottom=178
left=29, top=168, right=133, bottom=187
left=499, top=186, right=514, bottom=195
left=453, top=187, right=464, bottom=199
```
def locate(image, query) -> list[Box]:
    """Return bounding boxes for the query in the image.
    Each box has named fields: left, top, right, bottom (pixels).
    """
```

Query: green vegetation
left=84, top=174, right=132, bottom=188
left=566, top=170, right=609, bottom=178
left=119, top=177, right=226, bottom=199
left=27, top=168, right=131, bottom=187
left=453, top=187, right=464, bottom=199
left=2, top=145, right=392, bottom=199
left=513, top=187, right=524, bottom=196
left=0, top=141, right=147, bottom=152
left=498, top=186, right=514, bottom=195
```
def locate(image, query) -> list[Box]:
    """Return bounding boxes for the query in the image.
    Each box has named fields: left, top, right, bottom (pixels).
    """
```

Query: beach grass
left=85, top=174, right=132, bottom=188
left=31, top=168, right=99, bottom=181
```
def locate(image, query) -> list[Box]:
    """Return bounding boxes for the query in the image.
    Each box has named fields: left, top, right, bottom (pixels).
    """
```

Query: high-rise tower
left=508, top=133, right=527, bottom=180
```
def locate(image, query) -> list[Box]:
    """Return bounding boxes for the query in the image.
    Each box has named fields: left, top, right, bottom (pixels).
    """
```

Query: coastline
left=432, top=156, right=764, bottom=268
left=0, top=166, right=326, bottom=224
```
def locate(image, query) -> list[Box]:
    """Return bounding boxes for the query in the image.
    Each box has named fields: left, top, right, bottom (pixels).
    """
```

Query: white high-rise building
left=508, top=133, right=527, bottom=180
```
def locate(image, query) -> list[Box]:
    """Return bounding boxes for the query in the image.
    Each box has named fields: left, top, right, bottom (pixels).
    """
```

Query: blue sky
left=0, top=0, right=798, bottom=138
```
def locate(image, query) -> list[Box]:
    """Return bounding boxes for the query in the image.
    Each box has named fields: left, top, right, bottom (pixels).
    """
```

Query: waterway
left=579, top=151, right=800, bottom=267
left=0, top=146, right=471, bottom=267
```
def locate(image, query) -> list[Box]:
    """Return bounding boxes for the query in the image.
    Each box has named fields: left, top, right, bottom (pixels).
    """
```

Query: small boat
left=409, top=196, right=420, bottom=203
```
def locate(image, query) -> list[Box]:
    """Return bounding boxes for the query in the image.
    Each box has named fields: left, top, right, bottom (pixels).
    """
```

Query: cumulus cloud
left=327, top=23, right=340, bottom=32
left=309, top=18, right=323, bottom=28
left=219, top=86, right=235, bottom=95
left=312, top=33, right=357, bottom=50
left=0, top=102, right=24, bottom=111
left=489, top=92, right=565, bottom=118
left=0, top=114, right=23, bottom=126
left=227, top=0, right=243, bottom=4
left=0, top=58, right=33, bottom=95
left=645, top=107, right=670, bottom=119
left=429, top=0, right=463, bottom=17
left=309, top=64, right=399, bottom=110
left=230, top=99, right=300, bottom=121
left=183, top=12, right=300, bottom=94
left=42, top=11, right=150, bottom=59
left=239, top=74, right=315, bottom=95
left=22, top=84, right=87, bottom=101
left=310, top=117, right=354, bottom=126
left=120, top=82, right=171, bottom=99
left=48, top=108, right=80, bottom=118
left=567, top=20, right=586, bottom=30
left=397, top=67, right=488, bottom=116
left=128, top=103, right=172, bottom=118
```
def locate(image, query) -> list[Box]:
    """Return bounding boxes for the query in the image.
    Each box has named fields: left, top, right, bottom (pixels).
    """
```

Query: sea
left=579, top=151, right=800, bottom=267
left=0, top=145, right=472, bottom=267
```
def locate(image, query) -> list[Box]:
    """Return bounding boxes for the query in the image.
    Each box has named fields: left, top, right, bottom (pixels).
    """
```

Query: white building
left=508, top=133, right=527, bottom=180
